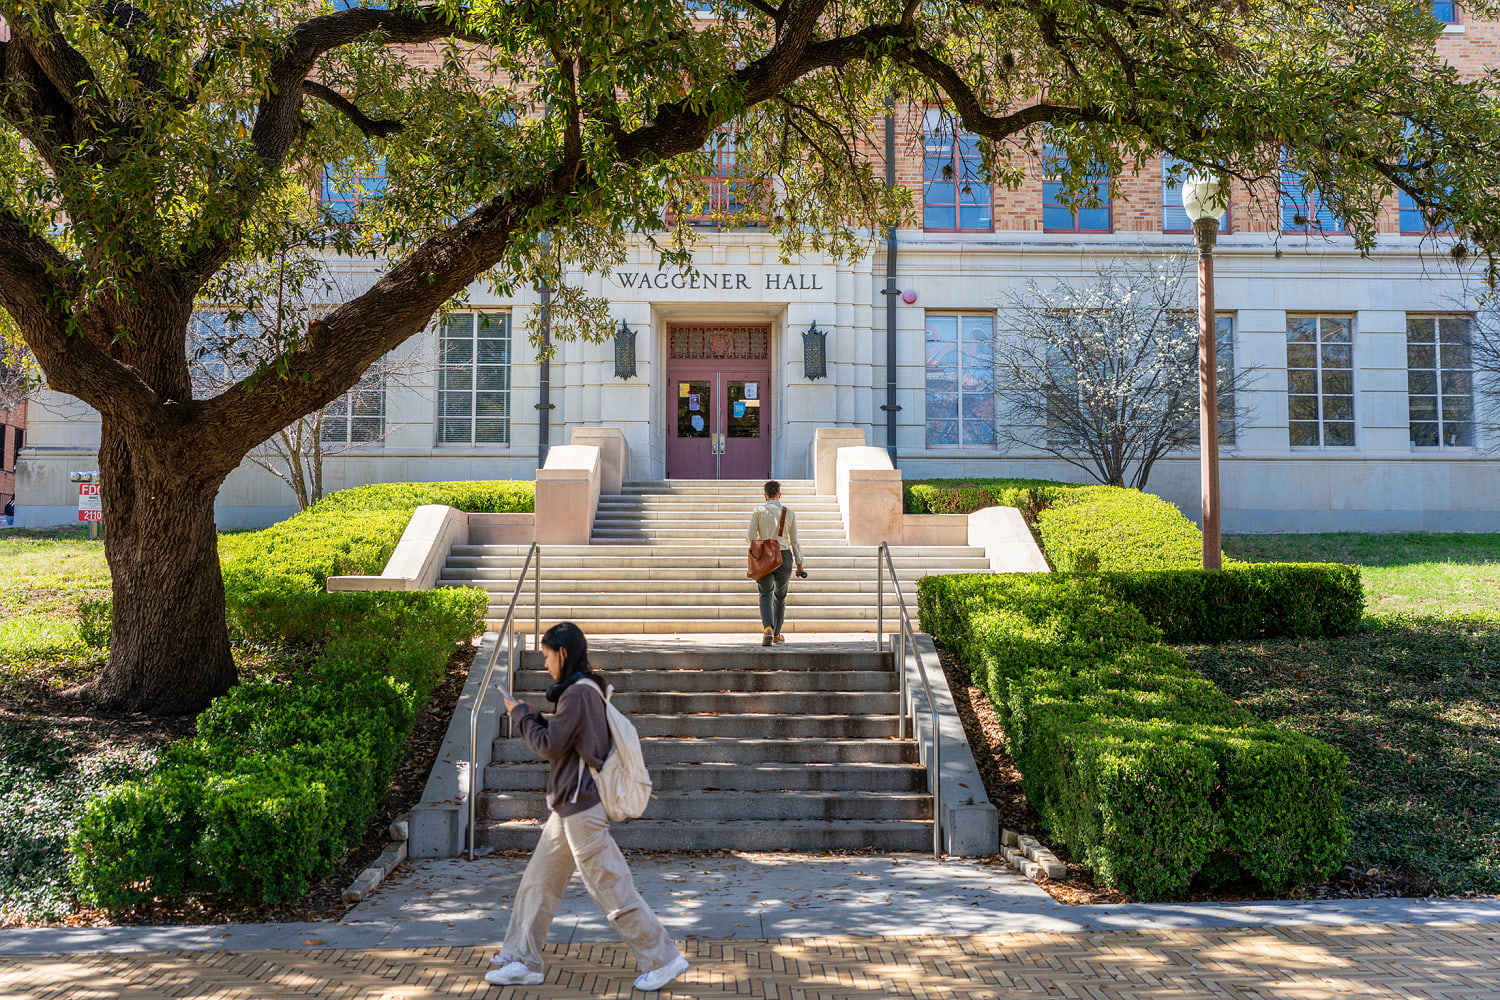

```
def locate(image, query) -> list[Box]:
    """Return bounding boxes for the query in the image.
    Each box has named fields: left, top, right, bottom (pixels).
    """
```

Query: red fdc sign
left=78, top=483, right=103, bottom=522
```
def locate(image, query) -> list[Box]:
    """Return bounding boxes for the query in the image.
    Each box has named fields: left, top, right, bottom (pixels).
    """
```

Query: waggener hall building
left=14, top=18, right=1500, bottom=532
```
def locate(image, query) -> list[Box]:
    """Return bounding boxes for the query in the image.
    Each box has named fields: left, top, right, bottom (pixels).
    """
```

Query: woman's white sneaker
left=633, top=954, right=689, bottom=992
left=484, top=960, right=543, bottom=986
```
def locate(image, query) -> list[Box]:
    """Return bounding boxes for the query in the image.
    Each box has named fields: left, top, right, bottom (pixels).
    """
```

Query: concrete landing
left=4, top=853, right=1497, bottom=956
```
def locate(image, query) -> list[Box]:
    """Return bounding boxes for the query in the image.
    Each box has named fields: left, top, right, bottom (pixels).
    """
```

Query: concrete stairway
left=475, top=643, right=933, bottom=851
left=439, top=479, right=992, bottom=633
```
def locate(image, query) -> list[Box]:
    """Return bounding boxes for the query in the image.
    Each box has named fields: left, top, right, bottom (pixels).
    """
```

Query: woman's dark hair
left=542, top=621, right=602, bottom=703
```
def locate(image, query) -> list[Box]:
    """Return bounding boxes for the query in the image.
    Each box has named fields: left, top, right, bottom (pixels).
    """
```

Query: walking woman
left=486, top=622, right=689, bottom=991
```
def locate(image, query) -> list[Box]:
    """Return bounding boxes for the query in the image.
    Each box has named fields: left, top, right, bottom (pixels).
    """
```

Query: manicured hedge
left=918, top=573, right=1351, bottom=897
left=68, top=482, right=530, bottom=908
left=905, top=478, right=1070, bottom=516
left=905, top=479, right=1210, bottom=572
left=1034, top=486, right=1207, bottom=572
left=1098, top=565, right=1364, bottom=641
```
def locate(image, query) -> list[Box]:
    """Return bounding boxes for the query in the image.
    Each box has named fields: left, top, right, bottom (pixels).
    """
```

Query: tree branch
left=0, top=207, right=160, bottom=419
left=302, top=81, right=405, bottom=137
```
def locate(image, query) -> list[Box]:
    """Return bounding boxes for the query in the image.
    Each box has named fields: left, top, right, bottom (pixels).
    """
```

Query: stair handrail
left=876, top=541, right=943, bottom=858
left=468, top=541, right=541, bottom=860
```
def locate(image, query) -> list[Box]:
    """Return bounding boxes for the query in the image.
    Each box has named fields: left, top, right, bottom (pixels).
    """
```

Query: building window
left=925, top=313, right=995, bottom=447
left=678, top=133, right=762, bottom=227
left=1281, top=168, right=1343, bottom=234
left=322, top=158, right=386, bottom=220
left=320, top=379, right=386, bottom=444
left=438, top=311, right=511, bottom=444
left=1287, top=316, right=1355, bottom=447
left=1161, top=158, right=1230, bottom=234
left=1042, top=148, right=1110, bottom=232
left=922, top=112, right=991, bottom=231
left=1407, top=315, right=1474, bottom=447
left=1399, top=189, right=1452, bottom=235
left=1431, top=0, right=1458, bottom=22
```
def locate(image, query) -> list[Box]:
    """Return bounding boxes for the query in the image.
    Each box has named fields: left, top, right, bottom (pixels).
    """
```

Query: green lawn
left=0, top=529, right=111, bottom=700
left=0, top=530, right=121, bottom=921
left=1197, top=532, right=1500, bottom=894
left=1224, top=532, right=1500, bottom=618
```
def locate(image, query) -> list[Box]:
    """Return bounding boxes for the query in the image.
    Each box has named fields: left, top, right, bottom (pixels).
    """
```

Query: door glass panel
left=727, top=381, right=761, bottom=438
left=676, top=381, right=710, bottom=438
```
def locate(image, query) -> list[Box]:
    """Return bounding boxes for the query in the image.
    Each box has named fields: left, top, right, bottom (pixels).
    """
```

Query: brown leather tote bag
left=747, top=507, right=788, bottom=580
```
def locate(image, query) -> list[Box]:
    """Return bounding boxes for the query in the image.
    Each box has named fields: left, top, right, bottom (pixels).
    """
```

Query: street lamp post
left=1182, top=174, right=1230, bottom=571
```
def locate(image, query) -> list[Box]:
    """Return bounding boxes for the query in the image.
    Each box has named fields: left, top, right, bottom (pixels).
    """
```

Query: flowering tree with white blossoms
left=993, top=255, right=1256, bottom=490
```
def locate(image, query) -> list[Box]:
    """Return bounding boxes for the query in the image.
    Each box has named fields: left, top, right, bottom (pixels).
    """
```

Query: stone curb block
left=343, top=813, right=411, bottom=904
left=1001, top=828, right=1067, bottom=881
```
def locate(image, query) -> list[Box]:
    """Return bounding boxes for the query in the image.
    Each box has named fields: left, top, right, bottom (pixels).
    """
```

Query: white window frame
left=1286, top=314, right=1357, bottom=449
left=924, top=311, right=997, bottom=449
left=1405, top=314, right=1476, bottom=449
left=437, top=310, right=512, bottom=446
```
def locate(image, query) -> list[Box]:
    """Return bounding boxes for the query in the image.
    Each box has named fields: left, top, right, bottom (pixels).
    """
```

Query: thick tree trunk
left=89, top=419, right=237, bottom=715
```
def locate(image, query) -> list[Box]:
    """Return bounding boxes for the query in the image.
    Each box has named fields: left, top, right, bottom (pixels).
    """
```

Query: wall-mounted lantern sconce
left=802, top=320, right=828, bottom=380
left=613, top=320, right=637, bottom=380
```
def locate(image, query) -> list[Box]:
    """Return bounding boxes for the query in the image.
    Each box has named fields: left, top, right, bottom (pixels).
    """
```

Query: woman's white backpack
left=573, top=678, right=653, bottom=822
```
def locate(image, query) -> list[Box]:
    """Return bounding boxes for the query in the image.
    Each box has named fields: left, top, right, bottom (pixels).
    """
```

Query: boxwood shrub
left=68, top=482, right=529, bottom=909
left=920, top=572, right=1351, bottom=897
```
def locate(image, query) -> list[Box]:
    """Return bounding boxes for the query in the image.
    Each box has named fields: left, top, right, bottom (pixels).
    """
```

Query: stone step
left=482, top=617, right=903, bottom=633
left=592, top=514, right=844, bottom=525
left=478, top=789, right=932, bottom=822
left=591, top=509, right=846, bottom=515
left=590, top=522, right=845, bottom=534
left=447, top=544, right=984, bottom=558
left=508, top=669, right=896, bottom=693
left=501, top=690, right=902, bottom=714
left=490, top=736, right=918, bottom=765
left=483, top=761, right=927, bottom=792
left=622, top=479, right=816, bottom=490
left=510, top=649, right=892, bottom=670
left=462, top=596, right=907, bottom=613
left=616, top=713, right=902, bottom=738
left=484, top=605, right=904, bottom=623
left=466, top=594, right=903, bottom=611
left=474, top=819, right=932, bottom=852
left=445, top=561, right=983, bottom=577
left=588, top=531, right=848, bottom=543
left=439, top=575, right=912, bottom=595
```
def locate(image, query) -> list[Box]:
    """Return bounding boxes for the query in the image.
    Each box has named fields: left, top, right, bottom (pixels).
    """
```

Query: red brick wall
left=0, top=399, right=24, bottom=511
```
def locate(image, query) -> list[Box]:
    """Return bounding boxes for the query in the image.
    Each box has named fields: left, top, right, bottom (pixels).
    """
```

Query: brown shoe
left=773, top=633, right=785, bottom=644
left=762, top=627, right=774, bottom=646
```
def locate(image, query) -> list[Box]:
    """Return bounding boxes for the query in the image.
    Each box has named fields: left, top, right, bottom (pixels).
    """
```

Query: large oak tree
left=2, top=0, right=1498, bottom=713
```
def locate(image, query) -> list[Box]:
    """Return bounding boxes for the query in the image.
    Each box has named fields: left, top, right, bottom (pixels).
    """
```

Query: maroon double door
left=664, top=324, right=772, bottom=481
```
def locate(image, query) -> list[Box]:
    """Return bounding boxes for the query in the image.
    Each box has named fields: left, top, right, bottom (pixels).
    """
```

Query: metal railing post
left=467, top=708, right=478, bottom=860
left=896, top=626, right=906, bottom=740
left=467, top=542, right=541, bottom=862
left=878, top=543, right=944, bottom=859
left=877, top=546, right=885, bottom=652
left=534, top=548, right=541, bottom=648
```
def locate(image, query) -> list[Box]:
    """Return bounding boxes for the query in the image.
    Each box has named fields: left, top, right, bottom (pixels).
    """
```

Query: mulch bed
left=15, top=643, right=477, bottom=927
left=938, top=648, right=1450, bottom=904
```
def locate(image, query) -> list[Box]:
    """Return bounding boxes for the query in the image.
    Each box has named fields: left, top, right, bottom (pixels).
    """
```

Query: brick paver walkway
left=5, top=924, right=1500, bottom=999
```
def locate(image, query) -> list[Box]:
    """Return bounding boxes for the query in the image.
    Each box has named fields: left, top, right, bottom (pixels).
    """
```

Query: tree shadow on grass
left=1187, top=615, right=1500, bottom=895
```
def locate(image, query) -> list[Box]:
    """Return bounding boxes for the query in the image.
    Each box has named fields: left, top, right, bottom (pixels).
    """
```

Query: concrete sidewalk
left=3, top=855, right=1499, bottom=999
left=3, top=853, right=1498, bottom=956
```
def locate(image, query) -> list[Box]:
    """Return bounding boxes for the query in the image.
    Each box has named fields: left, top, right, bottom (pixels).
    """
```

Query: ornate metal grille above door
left=669, top=325, right=770, bottom=360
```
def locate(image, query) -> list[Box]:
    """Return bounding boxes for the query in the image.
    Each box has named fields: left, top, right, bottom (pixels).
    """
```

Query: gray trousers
left=755, top=549, right=794, bottom=632
left=499, top=804, right=681, bottom=974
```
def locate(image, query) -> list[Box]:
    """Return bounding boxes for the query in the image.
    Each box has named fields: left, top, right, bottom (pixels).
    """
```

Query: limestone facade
left=11, top=15, right=1500, bottom=531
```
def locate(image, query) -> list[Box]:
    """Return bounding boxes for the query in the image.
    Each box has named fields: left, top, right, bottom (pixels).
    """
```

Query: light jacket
left=747, top=499, right=803, bottom=565
left=509, top=677, right=609, bottom=817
